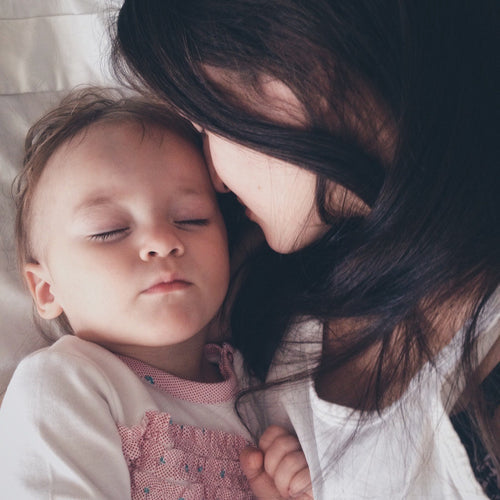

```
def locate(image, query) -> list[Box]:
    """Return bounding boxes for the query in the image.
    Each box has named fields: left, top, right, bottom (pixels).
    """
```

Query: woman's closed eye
left=89, top=227, right=130, bottom=242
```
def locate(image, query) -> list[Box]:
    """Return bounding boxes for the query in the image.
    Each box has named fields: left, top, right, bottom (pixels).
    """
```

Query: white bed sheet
left=0, top=0, right=122, bottom=395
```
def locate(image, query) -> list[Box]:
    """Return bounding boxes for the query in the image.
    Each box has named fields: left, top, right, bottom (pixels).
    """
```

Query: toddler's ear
left=24, top=263, right=63, bottom=320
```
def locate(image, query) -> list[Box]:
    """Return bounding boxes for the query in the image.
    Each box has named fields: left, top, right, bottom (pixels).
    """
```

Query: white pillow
left=0, top=0, right=122, bottom=395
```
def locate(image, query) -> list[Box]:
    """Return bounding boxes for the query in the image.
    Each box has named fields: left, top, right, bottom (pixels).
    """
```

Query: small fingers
left=240, top=445, right=264, bottom=481
left=288, top=466, right=313, bottom=499
left=259, top=425, right=293, bottom=452
left=240, top=446, right=282, bottom=500
left=259, top=426, right=312, bottom=499
left=262, top=433, right=301, bottom=477
left=273, top=449, right=309, bottom=498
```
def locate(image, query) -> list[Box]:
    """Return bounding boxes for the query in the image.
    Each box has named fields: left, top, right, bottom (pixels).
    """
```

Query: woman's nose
left=139, top=225, right=185, bottom=261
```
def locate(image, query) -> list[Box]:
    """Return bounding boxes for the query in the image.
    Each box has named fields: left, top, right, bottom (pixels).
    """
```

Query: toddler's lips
left=142, top=279, right=191, bottom=294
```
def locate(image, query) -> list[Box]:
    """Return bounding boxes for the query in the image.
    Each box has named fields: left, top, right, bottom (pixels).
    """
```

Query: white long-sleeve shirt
left=0, top=336, right=252, bottom=499
left=236, top=289, right=499, bottom=499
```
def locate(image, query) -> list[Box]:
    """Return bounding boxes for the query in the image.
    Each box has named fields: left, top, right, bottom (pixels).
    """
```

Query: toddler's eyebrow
left=73, top=195, right=115, bottom=215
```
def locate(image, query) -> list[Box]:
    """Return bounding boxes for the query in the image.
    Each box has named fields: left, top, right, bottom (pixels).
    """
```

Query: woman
left=112, top=1, right=499, bottom=498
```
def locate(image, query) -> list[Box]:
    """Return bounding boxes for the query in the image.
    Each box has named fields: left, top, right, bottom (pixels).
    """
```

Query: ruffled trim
left=118, top=410, right=252, bottom=500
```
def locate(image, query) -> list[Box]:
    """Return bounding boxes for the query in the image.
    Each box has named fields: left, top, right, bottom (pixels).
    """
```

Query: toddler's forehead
left=36, top=119, right=150, bottom=181
left=31, top=118, right=206, bottom=216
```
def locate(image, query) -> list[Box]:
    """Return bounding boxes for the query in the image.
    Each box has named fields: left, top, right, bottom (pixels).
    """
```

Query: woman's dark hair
left=112, top=0, right=499, bottom=476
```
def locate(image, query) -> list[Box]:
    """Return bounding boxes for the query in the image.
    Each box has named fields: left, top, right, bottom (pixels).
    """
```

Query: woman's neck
left=315, top=295, right=474, bottom=409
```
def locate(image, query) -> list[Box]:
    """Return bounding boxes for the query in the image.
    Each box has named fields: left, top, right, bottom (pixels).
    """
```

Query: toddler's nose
left=139, top=226, right=184, bottom=261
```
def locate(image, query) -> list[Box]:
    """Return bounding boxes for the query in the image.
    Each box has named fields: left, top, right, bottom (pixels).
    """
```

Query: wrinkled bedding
left=0, top=0, right=122, bottom=395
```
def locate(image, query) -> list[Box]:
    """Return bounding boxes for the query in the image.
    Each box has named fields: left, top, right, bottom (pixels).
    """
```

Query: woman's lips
left=142, top=280, right=191, bottom=294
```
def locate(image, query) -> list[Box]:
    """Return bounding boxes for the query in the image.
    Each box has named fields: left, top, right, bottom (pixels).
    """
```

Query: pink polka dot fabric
left=117, top=344, right=252, bottom=499
left=119, top=344, right=238, bottom=404
left=118, top=411, right=251, bottom=499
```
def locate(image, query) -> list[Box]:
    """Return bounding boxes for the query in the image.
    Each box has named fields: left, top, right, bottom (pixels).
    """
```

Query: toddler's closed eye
left=175, top=219, right=210, bottom=227
left=89, top=228, right=130, bottom=241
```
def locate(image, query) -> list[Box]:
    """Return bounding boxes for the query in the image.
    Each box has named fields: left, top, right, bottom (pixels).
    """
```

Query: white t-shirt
left=236, top=289, right=500, bottom=499
left=0, top=336, right=252, bottom=498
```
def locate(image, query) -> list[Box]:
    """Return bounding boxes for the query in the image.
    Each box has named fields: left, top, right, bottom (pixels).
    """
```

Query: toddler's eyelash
left=176, top=219, right=209, bottom=227
left=89, top=220, right=208, bottom=241
left=89, top=228, right=129, bottom=241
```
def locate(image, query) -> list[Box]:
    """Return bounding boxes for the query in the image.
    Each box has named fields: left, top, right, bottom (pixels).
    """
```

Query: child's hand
left=240, top=425, right=313, bottom=499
